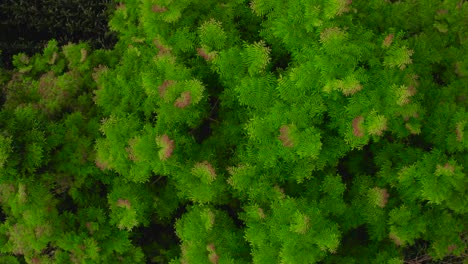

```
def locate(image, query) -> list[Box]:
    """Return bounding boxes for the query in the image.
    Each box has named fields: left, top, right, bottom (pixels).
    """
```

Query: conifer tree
left=0, top=0, right=466, bottom=263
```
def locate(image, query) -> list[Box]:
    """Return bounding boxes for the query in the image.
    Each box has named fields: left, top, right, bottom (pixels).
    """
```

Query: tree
left=1, top=0, right=466, bottom=263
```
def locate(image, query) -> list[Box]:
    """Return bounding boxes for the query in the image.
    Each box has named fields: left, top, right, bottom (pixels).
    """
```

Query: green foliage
left=0, top=0, right=467, bottom=263
left=0, top=39, right=146, bottom=263
left=173, top=205, right=250, bottom=264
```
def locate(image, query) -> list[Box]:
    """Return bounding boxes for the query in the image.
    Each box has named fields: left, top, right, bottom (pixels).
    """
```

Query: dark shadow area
left=319, top=225, right=371, bottom=263
left=217, top=198, right=245, bottom=229
left=131, top=222, right=180, bottom=264
left=0, top=206, right=6, bottom=222
left=270, top=49, right=291, bottom=75
left=190, top=118, right=213, bottom=144
left=406, top=133, right=433, bottom=152
left=337, top=144, right=378, bottom=185
left=135, top=195, right=188, bottom=263
left=189, top=95, right=220, bottom=144
left=55, top=191, right=77, bottom=214
left=55, top=179, right=108, bottom=214
left=431, top=64, right=448, bottom=86
left=343, top=225, right=370, bottom=247
left=0, top=0, right=118, bottom=69
left=233, top=8, right=264, bottom=44
left=403, top=239, right=467, bottom=264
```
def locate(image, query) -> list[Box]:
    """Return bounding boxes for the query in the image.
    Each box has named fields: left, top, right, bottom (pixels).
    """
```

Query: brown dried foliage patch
left=352, top=116, right=365, bottom=137
left=159, top=134, right=175, bottom=160
left=174, top=91, right=192, bottom=108
left=197, top=47, right=215, bottom=61
left=154, top=39, right=172, bottom=56
left=158, top=80, right=175, bottom=98
left=278, top=125, right=294, bottom=147
left=383, top=33, right=394, bottom=47
left=95, top=159, right=110, bottom=171
left=455, top=123, right=464, bottom=142
left=117, top=198, right=131, bottom=209
left=152, top=5, right=167, bottom=13
left=389, top=232, right=403, bottom=246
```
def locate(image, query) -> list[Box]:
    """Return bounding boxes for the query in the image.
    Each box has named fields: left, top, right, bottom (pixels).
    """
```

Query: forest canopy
left=0, top=0, right=467, bottom=263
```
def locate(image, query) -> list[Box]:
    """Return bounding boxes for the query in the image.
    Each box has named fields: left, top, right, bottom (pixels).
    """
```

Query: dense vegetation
left=0, top=0, right=467, bottom=263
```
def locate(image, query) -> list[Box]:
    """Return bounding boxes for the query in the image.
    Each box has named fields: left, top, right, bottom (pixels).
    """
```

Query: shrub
left=0, top=0, right=466, bottom=263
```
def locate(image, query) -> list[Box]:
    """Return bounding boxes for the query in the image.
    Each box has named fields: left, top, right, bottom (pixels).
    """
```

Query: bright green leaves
left=423, top=100, right=467, bottom=153
left=37, top=70, right=85, bottom=116
left=211, top=46, right=245, bottom=82
left=0, top=182, right=59, bottom=258
left=1, top=4, right=156, bottom=262
left=424, top=210, right=465, bottom=260
left=174, top=206, right=250, bottom=264
left=2, top=0, right=466, bottom=263
left=319, top=174, right=346, bottom=214
left=391, top=84, right=416, bottom=106
left=198, top=19, right=227, bottom=51
left=108, top=179, right=152, bottom=231
left=170, top=26, right=196, bottom=52
left=249, top=0, right=275, bottom=17
left=242, top=197, right=341, bottom=264
left=160, top=79, right=205, bottom=107
left=97, top=119, right=158, bottom=183
left=383, top=46, right=414, bottom=70
left=368, top=187, right=390, bottom=208
left=156, top=78, right=207, bottom=127
left=226, top=164, right=259, bottom=198
left=293, top=127, right=322, bottom=159
left=109, top=3, right=131, bottom=33
left=62, top=42, right=91, bottom=72
left=200, top=208, right=216, bottom=231
left=5, top=106, right=48, bottom=174
left=388, top=205, right=426, bottom=247
left=192, top=161, right=217, bottom=185
left=243, top=102, right=324, bottom=171
left=58, top=234, right=102, bottom=262
left=276, top=61, right=322, bottom=100
left=396, top=164, right=420, bottom=202
left=12, top=53, right=33, bottom=73
left=422, top=159, right=466, bottom=213
left=289, top=211, right=310, bottom=235
left=304, top=4, right=323, bottom=30
left=42, top=39, right=60, bottom=65
left=323, top=73, right=363, bottom=96
left=173, top=161, right=228, bottom=204
left=157, top=6, right=182, bottom=23
left=323, top=0, right=353, bottom=19
left=366, top=110, right=388, bottom=137
left=343, top=108, right=388, bottom=149
left=319, top=27, right=348, bottom=55
left=95, top=115, right=142, bottom=177
left=12, top=39, right=64, bottom=74
left=314, top=224, right=341, bottom=253
left=235, top=74, right=277, bottom=110
left=242, top=40, right=271, bottom=76
left=396, top=151, right=467, bottom=214
left=321, top=175, right=346, bottom=197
